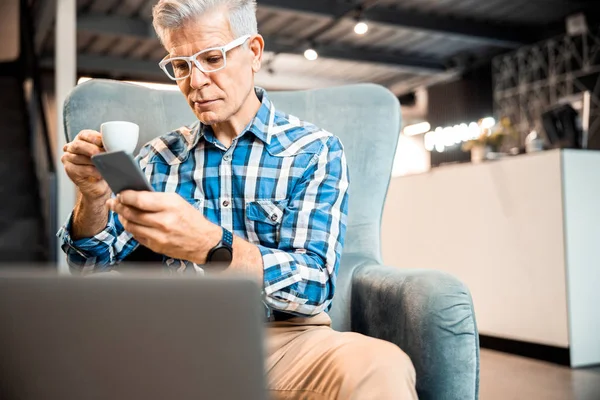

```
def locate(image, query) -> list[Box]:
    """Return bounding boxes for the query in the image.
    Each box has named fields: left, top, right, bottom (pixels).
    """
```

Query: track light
left=354, top=21, right=369, bottom=35
left=304, top=48, right=318, bottom=61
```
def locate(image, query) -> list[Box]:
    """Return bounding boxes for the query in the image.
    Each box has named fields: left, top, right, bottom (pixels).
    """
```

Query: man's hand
left=63, top=130, right=113, bottom=240
left=61, top=130, right=110, bottom=201
left=107, top=191, right=222, bottom=264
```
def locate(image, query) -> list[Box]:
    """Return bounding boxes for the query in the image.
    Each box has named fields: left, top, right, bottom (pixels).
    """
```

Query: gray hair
left=152, top=0, right=258, bottom=45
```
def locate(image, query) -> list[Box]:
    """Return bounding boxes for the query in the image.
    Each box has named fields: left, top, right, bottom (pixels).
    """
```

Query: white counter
left=382, top=149, right=600, bottom=367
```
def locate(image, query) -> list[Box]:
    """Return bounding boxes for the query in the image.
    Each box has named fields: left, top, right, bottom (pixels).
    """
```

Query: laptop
left=0, top=272, right=267, bottom=400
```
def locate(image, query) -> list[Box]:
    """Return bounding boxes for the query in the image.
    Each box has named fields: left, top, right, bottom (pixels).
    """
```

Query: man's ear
left=249, top=34, right=265, bottom=73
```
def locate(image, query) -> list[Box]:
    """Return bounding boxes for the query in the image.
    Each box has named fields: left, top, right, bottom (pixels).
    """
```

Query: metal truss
left=492, top=24, right=600, bottom=146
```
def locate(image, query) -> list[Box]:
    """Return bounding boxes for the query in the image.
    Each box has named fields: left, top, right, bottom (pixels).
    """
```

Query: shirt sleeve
left=57, top=209, right=138, bottom=273
left=257, top=135, right=350, bottom=317
left=57, top=145, right=155, bottom=273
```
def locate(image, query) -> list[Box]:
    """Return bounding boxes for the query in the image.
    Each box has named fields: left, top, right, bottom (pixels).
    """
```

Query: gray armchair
left=64, top=80, right=479, bottom=400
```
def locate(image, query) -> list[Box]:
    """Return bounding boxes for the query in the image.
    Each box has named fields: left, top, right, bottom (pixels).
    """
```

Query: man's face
left=163, top=8, right=262, bottom=125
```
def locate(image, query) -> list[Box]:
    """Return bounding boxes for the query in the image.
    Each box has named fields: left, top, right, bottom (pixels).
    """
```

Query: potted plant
left=462, top=117, right=517, bottom=163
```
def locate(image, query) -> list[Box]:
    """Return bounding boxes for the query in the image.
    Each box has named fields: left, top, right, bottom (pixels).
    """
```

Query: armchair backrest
left=64, top=80, right=401, bottom=266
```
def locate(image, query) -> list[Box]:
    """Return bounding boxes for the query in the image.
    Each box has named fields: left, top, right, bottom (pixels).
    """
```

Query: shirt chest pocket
left=183, top=197, right=204, bottom=211
left=245, top=199, right=288, bottom=245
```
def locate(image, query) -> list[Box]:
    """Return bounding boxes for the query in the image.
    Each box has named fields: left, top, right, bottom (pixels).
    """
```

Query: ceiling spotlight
left=304, top=48, right=318, bottom=61
left=354, top=21, right=369, bottom=35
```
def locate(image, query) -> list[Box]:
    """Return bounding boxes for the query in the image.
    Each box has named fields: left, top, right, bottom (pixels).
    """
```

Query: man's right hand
left=61, top=130, right=110, bottom=201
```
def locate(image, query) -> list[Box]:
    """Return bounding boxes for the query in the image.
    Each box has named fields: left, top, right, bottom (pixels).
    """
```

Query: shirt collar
left=244, top=87, right=276, bottom=145
left=192, top=87, right=276, bottom=148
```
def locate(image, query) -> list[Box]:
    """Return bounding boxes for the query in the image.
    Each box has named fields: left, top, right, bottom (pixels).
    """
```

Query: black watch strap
left=207, top=227, right=233, bottom=264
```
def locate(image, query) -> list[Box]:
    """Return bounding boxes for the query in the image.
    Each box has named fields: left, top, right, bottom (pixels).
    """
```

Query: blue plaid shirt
left=59, top=87, right=350, bottom=316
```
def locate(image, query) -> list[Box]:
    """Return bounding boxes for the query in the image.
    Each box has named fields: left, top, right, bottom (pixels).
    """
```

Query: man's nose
left=190, top=63, right=210, bottom=88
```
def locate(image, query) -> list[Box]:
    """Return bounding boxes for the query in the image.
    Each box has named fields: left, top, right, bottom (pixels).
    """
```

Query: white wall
left=391, top=135, right=431, bottom=177
left=562, top=150, right=600, bottom=367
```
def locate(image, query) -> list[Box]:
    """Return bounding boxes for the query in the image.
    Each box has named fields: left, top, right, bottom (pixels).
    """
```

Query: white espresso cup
left=100, top=121, right=139, bottom=154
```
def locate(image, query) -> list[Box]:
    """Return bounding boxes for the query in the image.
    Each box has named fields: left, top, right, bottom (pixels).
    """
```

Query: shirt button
left=222, top=200, right=230, bottom=208
left=223, top=154, right=231, bottom=161
left=270, top=214, right=278, bottom=222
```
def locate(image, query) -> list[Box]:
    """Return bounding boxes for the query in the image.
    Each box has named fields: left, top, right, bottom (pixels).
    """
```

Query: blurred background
left=1, top=0, right=600, bottom=398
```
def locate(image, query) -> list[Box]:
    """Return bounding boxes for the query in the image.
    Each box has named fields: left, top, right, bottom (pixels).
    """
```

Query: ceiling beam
left=40, top=53, right=170, bottom=81
left=259, top=0, right=353, bottom=17
left=259, top=0, right=534, bottom=48
left=78, top=13, right=447, bottom=74
left=78, top=12, right=158, bottom=40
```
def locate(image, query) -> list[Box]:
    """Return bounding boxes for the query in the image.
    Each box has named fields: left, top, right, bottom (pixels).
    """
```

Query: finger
left=118, top=215, right=161, bottom=247
left=63, top=164, right=103, bottom=181
left=118, top=190, right=166, bottom=212
left=66, top=139, right=104, bottom=158
left=61, top=152, right=95, bottom=166
left=76, top=130, right=104, bottom=147
left=112, top=202, right=158, bottom=228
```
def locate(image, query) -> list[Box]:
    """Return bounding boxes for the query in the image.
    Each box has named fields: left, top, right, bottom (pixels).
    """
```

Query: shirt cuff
left=258, top=246, right=320, bottom=315
left=258, top=246, right=302, bottom=293
left=57, top=210, right=117, bottom=272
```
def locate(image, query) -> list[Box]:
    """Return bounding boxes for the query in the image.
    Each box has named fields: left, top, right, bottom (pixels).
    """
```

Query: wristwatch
left=206, top=227, right=234, bottom=265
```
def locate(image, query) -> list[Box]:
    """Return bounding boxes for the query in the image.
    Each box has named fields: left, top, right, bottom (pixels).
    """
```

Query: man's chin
left=195, top=111, right=222, bottom=126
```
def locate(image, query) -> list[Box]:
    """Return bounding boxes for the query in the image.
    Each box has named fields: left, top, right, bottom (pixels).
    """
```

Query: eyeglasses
left=159, top=35, right=251, bottom=81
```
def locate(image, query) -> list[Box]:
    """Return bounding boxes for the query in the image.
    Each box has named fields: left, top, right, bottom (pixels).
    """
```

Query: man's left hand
left=106, top=191, right=221, bottom=264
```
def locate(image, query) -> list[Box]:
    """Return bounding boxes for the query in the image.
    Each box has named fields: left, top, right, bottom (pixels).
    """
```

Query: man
left=59, top=0, right=417, bottom=398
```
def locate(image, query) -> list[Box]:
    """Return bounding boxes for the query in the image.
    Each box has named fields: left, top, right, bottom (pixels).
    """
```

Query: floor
left=480, top=349, right=600, bottom=400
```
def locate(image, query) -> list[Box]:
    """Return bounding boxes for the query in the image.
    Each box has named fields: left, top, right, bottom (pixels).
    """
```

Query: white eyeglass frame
left=159, top=34, right=252, bottom=80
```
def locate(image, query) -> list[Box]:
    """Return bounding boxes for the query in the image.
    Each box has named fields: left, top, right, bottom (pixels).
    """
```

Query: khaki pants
left=266, top=312, right=418, bottom=400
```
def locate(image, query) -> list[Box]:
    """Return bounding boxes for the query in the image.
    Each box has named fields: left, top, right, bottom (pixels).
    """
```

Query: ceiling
left=35, top=0, right=598, bottom=95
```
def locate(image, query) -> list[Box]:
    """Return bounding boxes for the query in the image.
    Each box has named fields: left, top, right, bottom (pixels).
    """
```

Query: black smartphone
left=91, top=151, right=154, bottom=194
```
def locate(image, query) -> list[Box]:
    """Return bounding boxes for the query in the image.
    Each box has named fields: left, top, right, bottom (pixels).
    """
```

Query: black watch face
left=210, top=247, right=233, bottom=263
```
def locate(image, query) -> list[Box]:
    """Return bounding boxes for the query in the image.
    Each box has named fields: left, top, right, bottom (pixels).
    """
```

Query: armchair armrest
left=351, top=264, right=479, bottom=400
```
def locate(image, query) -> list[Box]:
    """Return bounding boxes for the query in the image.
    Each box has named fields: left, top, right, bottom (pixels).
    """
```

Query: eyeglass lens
left=164, top=49, right=226, bottom=79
